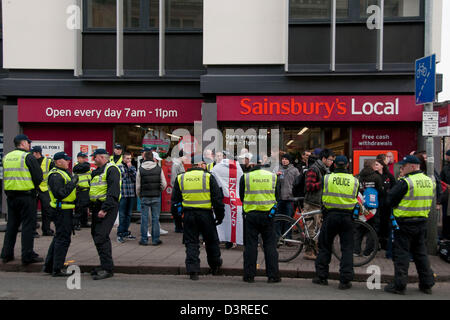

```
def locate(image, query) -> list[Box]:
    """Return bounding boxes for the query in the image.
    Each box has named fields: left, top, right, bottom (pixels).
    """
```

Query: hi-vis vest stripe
left=3, top=150, right=34, bottom=191
left=178, top=170, right=211, bottom=209
left=74, top=162, right=91, bottom=189
left=48, top=168, right=77, bottom=210
left=110, top=155, right=123, bottom=166
left=39, top=157, right=51, bottom=192
left=322, top=173, right=359, bottom=211
left=393, top=173, right=435, bottom=218
left=206, top=162, right=214, bottom=172
left=243, top=170, right=277, bottom=213
left=89, top=162, right=122, bottom=202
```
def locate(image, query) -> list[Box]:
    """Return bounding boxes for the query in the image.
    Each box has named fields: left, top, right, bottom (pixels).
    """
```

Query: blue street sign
left=415, top=54, right=436, bottom=105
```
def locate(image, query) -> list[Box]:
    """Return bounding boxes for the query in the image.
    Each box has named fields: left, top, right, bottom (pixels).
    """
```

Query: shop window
left=166, top=0, right=203, bottom=30
left=86, top=0, right=141, bottom=29
left=359, top=0, right=421, bottom=18
left=290, top=0, right=349, bottom=20
left=284, top=127, right=322, bottom=159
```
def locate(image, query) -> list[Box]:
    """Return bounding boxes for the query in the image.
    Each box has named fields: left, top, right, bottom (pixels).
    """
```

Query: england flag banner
left=211, top=159, right=244, bottom=245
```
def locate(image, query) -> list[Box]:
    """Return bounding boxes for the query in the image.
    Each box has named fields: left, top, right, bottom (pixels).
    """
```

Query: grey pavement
left=0, top=221, right=449, bottom=284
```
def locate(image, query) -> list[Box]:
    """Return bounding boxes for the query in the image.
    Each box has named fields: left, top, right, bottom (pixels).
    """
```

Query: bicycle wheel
left=332, top=219, right=379, bottom=267
left=273, top=215, right=305, bottom=262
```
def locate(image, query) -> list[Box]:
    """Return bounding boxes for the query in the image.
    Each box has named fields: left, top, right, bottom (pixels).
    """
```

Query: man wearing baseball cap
left=89, top=148, right=121, bottom=280
left=31, top=145, right=55, bottom=237
left=313, top=155, right=359, bottom=290
left=384, top=155, right=435, bottom=295
left=110, top=144, right=123, bottom=166
left=72, top=152, right=92, bottom=229
left=1, top=134, right=44, bottom=265
left=43, top=152, right=79, bottom=276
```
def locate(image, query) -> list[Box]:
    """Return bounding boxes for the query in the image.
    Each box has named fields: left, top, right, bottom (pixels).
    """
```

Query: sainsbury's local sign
left=18, top=99, right=203, bottom=123
left=217, top=96, right=420, bottom=122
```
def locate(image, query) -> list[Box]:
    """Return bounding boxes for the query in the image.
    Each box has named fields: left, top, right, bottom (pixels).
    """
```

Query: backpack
left=363, top=187, right=379, bottom=209
left=438, top=240, right=450, bottom=263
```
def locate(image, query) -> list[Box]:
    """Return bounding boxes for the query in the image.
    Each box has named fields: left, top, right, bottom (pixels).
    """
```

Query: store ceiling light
left=167, top=133, right=180, bottom=140
left=286, top=139, right=294, bottom=146
left=297, top=127, right=309, bottom=135
left=135, top=125, right=141, bottom=128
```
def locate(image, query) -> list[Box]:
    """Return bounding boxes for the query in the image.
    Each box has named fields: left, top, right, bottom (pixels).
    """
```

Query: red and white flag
left=211, top=159, right=244, bottom=245
left=357, top=192, right=376, bottom=222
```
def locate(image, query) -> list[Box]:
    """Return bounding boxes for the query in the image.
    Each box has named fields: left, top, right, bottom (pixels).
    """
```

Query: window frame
left=288, top=0, right=424, bottom=25
left=83, top=0, right=203, bottom=33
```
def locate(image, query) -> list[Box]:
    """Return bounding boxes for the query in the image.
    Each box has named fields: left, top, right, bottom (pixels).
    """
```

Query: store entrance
left=113, top=124, right=194, bottom=214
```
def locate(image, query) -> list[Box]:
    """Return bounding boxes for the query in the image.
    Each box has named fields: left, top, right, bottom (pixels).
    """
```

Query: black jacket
left=171, top=167, right=225, bottom=221
left=73, top=161, right=91, bottom=174
left=91, top=162, right=121, bottom=213
left=358, top=167, right=384, bottom=196
left=239, top=166, right=281, bottom=214
left=139, top=164, right=161, bottom=198
left=48, top=167, right=78, bottom=205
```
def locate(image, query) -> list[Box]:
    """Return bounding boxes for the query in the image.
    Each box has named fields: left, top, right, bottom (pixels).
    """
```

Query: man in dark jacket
left=240, top=162, right=281, bottom=283
left=43, top=152, right=78, bottom=277
left=73, top=152, right=92, bottom=230
left=136, top=151, right=167, bottom=246
left=440, top=150, right=450, bottom=240
left=171, top=157, right=225, bottom=281
left=1, top=134, right=43, bottom=265
left=303, top=148, right=335, bottom=260
left=89, top=149, right=121, bottom=280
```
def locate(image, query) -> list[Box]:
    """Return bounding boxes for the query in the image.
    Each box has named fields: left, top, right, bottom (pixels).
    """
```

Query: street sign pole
left=423, top=0, right=437, bottom=255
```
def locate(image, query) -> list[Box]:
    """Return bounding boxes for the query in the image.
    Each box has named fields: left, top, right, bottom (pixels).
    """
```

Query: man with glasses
left=303, top=149, right=335, bottom=260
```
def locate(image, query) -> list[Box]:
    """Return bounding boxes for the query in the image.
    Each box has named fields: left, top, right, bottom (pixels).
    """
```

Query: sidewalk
left=0, top=221, right=449, bottom=283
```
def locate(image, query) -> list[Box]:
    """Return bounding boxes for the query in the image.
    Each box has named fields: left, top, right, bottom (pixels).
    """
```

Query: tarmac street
left=0, top=221, right=449, bottom=285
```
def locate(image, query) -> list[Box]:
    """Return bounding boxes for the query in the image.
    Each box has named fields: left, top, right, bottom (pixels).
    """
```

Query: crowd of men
left=0, top=134, right=444, bottom=294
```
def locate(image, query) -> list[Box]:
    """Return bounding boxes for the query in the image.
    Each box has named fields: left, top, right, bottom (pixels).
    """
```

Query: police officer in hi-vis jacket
left=384, top=155, right=435, bottom=295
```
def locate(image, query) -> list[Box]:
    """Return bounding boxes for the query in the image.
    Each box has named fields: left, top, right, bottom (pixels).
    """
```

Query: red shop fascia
left=217, top=95, right=422, bottom=161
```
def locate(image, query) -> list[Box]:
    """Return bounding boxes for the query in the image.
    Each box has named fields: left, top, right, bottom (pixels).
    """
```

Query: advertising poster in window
left=31, top=141, right=65, bottom=159
left=72, top=141, right=106, bottom=169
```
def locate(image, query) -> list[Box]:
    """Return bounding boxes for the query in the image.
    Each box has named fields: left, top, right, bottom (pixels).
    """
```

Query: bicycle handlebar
left=301, top=209, right=322, bottom=217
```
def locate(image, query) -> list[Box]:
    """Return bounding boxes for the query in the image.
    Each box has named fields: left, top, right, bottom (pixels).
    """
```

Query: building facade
left=0, top=0, right=444, bottom=212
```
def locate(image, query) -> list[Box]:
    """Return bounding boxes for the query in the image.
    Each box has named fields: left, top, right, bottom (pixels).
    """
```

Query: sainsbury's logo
left=239, top=97, right=400, bottom=119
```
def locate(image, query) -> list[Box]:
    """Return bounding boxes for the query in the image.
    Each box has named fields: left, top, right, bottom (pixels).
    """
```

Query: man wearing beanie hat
left=276, top=154, right=300, bottom=237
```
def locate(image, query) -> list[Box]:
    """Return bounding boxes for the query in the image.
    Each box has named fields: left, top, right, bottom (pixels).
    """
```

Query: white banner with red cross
left=211, top=159, right=244, bottom=245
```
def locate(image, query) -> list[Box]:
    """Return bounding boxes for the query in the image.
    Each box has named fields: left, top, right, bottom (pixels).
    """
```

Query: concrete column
left=201, top=102, right=218, bottom=152
left=2, top=105, right=20, bottom=219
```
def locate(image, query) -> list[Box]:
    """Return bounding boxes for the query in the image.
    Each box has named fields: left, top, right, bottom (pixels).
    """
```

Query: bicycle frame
left=278, top=209, right=322, bottom=244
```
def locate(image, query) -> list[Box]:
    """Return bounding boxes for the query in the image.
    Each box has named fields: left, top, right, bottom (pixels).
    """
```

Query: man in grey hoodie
left=136, top=151, right=167, bottom=246
left=170, top=150, right=187, bottom=233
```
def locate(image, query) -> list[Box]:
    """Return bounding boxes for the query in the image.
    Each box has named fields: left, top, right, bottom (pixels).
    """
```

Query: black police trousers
left=243, top=212, right=279, bottom=279
left=44, top=208, right=73, bottom=272
left=1, top=194, right=37, bottom=262
left=75, top=190, right=90, bottom=226
left=315, top=212, right=354, bottom=283
left=91, top=202, right=118, bottom=273
left=393, top=219, right=435, bottom=290
left=182, top=210, right=222, bottom=273
left=37, top=190, right=52, bottom=234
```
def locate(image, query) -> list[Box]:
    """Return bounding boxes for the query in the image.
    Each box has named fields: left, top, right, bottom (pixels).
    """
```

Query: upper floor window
left=360, top=0, right=421, bottom=18
left=85, top=0, right=202, bottom=31
left=290, top=0, right=349, bottom=20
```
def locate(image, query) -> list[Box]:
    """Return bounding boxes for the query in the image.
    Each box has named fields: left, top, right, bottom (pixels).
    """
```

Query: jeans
left=118, top=197, right=135, bottom=237
left=140, top=197, right=161, bottom=244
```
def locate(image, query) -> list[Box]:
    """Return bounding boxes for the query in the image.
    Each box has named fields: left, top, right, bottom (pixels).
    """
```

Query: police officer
left=239, top=157, right=281, bottom=283
left=89, top=149, right=121, bottom=280
left=1, top=134, right=43, bottom=265
left=313, top=155, right=359, bottom=290
left=31, top=145, right=54, bottom=236
left=384, top=155, right=435, bottom=295
left=43, top=152, right=78, bottom=277
left=73, top=152, right=92, bottom=229
left=110, top=144, right=123, bottom=166
left=171, top=157, right=224, bottom=281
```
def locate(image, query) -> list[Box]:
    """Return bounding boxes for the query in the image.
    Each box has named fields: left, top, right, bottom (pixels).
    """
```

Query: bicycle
left=273, top=198, right=378, bottom=267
